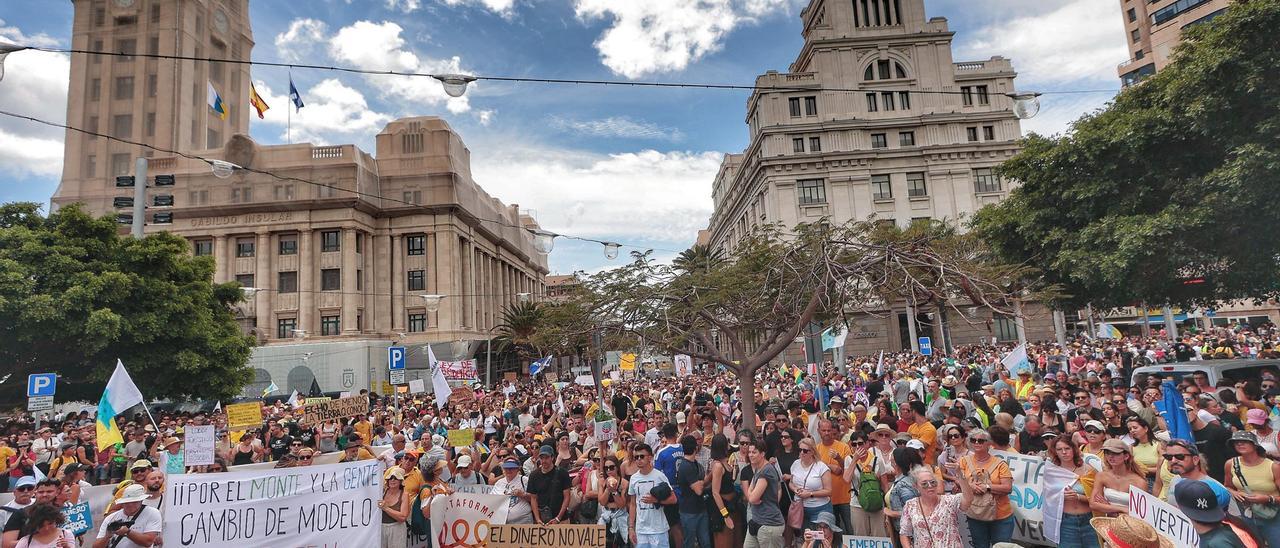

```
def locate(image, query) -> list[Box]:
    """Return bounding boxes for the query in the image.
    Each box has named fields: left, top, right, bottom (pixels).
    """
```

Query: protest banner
left=301, top=394, right=369, bottom=425
left=620, top=353, right=636, bottom=371
left=162, top=459, right=382, bottom=548
left=504, top=371, right=518, bottom=382
left=184, top=425, right=216, bottom=466
left=62, top=501, right=93, bottom=536
left=844, top=535, right=893, bottom=548
left=226, top=401, right=264, bottom=430
left=488, top=524, right=606, bottom=547
left=1128, top=485, right=1199, bottom=548
left=447, top=428, right=478, bottom=448
left=595, top=419, right=616, bottom=442
left=449, top=386, right=476, bottom=404
left=417, top=492, right=511, bottom=548
left=439, top=360, right=478, bottom=381
left=992, top=450, right=1050, bottom=546
left=305, top=397, right=332, bottom=405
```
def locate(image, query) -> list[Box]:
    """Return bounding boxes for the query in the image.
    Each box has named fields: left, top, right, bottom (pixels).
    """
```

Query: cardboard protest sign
left=1128, top=485, right=1199, bottom=548
left=162, top=460, right=382, bottom=548
left=488, top=524, right=606, bottom=547
left=409, top=379, right=426, bottom=394
left=843, top=536, right=893, bottom=548
left=184, top=425, right=216, bottom=466
left=301, top=395, right=369, bottom=425
left=226, top=401, right=264, bottom=430
left=439, top=360, right=479, bottom=381
left=448, top=386, right=476, bottom=404
left=304, top=397, right=332, bottom=405
left=594, top=419, right=616, bottom=442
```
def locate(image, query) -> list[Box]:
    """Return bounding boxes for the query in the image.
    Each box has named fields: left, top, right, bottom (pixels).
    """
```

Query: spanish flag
left=249, top=83, right=270, bottom=119
left=207, top=81, right=228, bottom=120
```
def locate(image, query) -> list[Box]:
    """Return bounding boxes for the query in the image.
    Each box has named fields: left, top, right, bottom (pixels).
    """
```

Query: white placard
left=183, top=425, right=216, bottom=466
left=162, top=460, right=382, bottom=548
left=409, top=379, right=426, bottom=394
left=844, top=536, right=893, bottom=548
left=1128, top=485, right=1199, bottom=548
left=415, top=492, right=511, bottom=548
left=674, top=354, right=692, bottom=377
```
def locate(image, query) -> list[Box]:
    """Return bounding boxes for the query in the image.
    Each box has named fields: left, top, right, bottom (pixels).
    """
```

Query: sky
left=0, top=0, right=1128, bottom=274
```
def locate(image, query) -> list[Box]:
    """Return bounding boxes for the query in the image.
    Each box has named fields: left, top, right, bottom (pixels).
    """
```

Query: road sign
left=918, top=337, right=933, bottom=356
left=1205, top=309, right=1216, bottom=317
left=27, top=396, right=54, bottom=412
left=27, top=373, right=56, bottom=397
left=388, top=346, right=406, bottom=370
left=389, top=369, right=406, bottom=385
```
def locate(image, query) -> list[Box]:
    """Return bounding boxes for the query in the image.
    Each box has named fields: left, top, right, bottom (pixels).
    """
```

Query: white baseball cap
left=116, top=484, right=149, bottom=504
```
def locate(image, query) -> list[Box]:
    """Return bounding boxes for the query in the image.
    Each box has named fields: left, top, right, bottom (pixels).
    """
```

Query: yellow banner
left=226, top=401, right=263, bottom=431
left=620, top=353, right=636, bottom=371
left=447, top=428, right=477, bottom=447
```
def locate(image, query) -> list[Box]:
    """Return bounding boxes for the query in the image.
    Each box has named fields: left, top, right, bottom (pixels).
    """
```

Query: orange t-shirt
left=958, top=454, right=1015, bottom=520
left=908, top=421, right=938, bottom=464
left=817, top=440, right=853, bottom=505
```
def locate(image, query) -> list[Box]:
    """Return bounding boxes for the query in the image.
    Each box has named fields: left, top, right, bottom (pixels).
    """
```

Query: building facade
left=52, top=0, right=547, bottom=395
left=707, top=0, right=1056, bottom=356
left=1116, top=0, right=1232, bottom=86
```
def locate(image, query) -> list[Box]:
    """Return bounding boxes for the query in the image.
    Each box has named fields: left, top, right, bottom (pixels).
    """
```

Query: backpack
left=856, top=456, right=884, bottom=512
left=409, top=486, right=432, bottom=535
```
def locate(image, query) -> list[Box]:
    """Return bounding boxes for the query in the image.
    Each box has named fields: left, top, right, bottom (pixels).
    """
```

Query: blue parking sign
left=918, top=337, right=933, bottom=356
left=388, top=346, right=406, bottom=370
left=28, top=373, right=56, bottom=397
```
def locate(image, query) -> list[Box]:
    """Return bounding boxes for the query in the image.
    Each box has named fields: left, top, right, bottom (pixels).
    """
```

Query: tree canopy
left=972, top=0, right=1280, bottom=309
left=0, top=203, right=255, bottom=404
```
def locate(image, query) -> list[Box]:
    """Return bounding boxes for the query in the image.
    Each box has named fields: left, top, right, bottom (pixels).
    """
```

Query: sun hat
left=384, top=467, right=406, bottom=481
left=1090, top=515, right=1172, bottom=548
left=457, top=455, right=473, bottom=468
left=1084, top=420, right=1106, bottom=432
left=1102, top=438, right=1131, bottom=453
left=14, top=476, right=37, bottom=490
left=906, top=440, right=926, bottom=451
left=873, top=423, right=894, bottom=433
left=1174, top=479, right=1225, bottom=522
left=163, top=437, right=181, bottom=448
left=1230, top=430, right=1264, bottom=450
left=116, top=484, right=150, bottom=504
left=812, top=510, right=843, bottom=532
left=1246, top=408, right=1267, bottom=425
left=131, top=459, right=153, bottom=470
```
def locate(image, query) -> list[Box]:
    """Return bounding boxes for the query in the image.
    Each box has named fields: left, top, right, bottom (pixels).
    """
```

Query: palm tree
left=673, top=244, right=726, bottom=274
left=495, top=301, right=543, bottom=362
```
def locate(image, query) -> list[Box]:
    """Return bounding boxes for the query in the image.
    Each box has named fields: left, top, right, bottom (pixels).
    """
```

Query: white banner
left=409, top=378, right=426, bottom=394
left=1128, top=485, right=1199, bottom=548
left=162, top=460, right=383, bottom=548
left=992, top=450, right=1051, bottom=546
left=418, top=491, right=511, bottom=548
left=184, top=425, right=216, bottom=466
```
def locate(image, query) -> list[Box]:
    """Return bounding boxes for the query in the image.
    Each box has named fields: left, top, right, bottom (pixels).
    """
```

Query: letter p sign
left=388, top=346, right=406, bottom=370
left=28, top=373, right=56, bottom=397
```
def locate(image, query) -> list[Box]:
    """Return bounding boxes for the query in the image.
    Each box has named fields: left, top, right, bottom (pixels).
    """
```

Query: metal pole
left=906, top=303, right=920, bottom=352
left=1086, top=304, right=1098, bottom=339
left=1013, top=299, right=1028, bottom=347
left=1163, top=306, right=1178, bottom=340
left=1141, top=302, right=1152, bottom=339
left=485, top=337, right=492, bottom=389
left=1052, top=310, right=1068, bottom=348
left=131, top=157, right=147, bottom=238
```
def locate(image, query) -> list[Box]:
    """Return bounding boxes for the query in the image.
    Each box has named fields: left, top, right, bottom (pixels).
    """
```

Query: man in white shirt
left=29, top=428, right=57, bottom=473
left=93, top=484, right=162, bottom=548
left=491, top=457, right=534, bottom=524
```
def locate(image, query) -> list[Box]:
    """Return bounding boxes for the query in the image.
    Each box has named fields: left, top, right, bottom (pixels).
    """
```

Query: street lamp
left=432, top=74, right=477, bottom=98
left=517, top=292, right=531, bottom=303
left=530, top=229, right=556, bottom=254
left=0, top=43, right=27, bottom=83
left=603, top=242, right=621, bottom=260
left=1006, top=92, right=1043, bottom=120
left=421, top=294, right=445, bottom=313
left=209, top=159, right=240, bottom=179
left=240, top=286, right=261, bottom=298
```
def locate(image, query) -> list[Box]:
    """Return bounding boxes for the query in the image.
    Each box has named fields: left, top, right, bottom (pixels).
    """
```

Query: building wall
left=1117, top=0, right=1233, bottom=85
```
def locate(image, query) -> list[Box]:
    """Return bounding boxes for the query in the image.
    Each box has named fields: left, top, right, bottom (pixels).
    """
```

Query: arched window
left=245, top=368, right=272, bottom=398
left=287, top=366, right=318, bottom=396
left=864, top=65, right=874, bottom=81
left=864, top=60, right=909, bottom=81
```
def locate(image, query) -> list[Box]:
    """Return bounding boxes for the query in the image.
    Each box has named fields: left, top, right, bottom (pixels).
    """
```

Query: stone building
left=705, top=0, right=1056, bottom=360
left=1116, top=0, right=1233, bottom=86
left=50, top=0, right=547, bottom=395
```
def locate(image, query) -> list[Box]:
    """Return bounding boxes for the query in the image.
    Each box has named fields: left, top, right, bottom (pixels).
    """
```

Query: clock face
left=114, top=0, right=135, bottom=7
left=213, top=9, right=229, bottom=33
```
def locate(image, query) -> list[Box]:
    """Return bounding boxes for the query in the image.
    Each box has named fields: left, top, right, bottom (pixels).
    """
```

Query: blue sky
left=0, top=0, right=1127, bottom=273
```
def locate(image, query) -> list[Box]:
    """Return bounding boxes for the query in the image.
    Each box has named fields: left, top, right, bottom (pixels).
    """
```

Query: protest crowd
left=2, top=319, right=1280, bottom=548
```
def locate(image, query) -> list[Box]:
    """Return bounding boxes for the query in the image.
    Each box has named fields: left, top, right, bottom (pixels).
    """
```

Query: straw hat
left=1090, top=515, right=1173, bottom=548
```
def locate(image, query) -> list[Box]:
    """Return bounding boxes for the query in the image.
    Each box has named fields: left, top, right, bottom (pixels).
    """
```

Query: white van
left=1129, top=359, right=1280, bottom=388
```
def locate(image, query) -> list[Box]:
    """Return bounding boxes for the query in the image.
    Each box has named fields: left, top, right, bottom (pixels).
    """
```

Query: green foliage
left=0, top=203, right=254, bottom=404
left=972, top=0, right=1280, bottom=309
left=495, top=301, right=545, bottom=360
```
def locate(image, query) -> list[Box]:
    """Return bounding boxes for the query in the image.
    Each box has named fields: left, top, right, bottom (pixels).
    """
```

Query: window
left=320, top=315, right=340, bottom=336
left=804, top=96, right=817, bottom=116
left=808, top=137, right=821, bottom=152
left=877, top=60, right=890, bottom=80
left=793, top=138, right=805, bottom=153
left=147, top=74, right=157, bottom=97
left=871, top=133, right=888, bottom=148
left=89, top=79, right=101, bottom=101
left=112, top=115, right=132, bottom=138
left=278, top=271, right=298, bottom=293
left=864, top=65, right=874, bottom=81
left=144, top=113, right=155, bottom=137
left=236, top=239, right=255, bottom=257
left=1128, top=8, right=1137, bottom=21
left=976, top=85, right=990, bottom=105
left=408, top=313, right=427, bottom=333
left=961, top=87, right=973, bottom=106
left=85, top=155, right=97, bottom=177
left=274, top=185, right=294, bottom=200
left=114, top=77, right=134, bottom=100
left=994, top=314, right=1019, bottom=342
left=235, top=274, right=254, bottom=288
left=788, top=97, right=801, bottom=117
left=406, top=235, right=425, bottom=255
left=230, top=187, right=252, bottom=203
left=796, top=179, right=826, bottom=205
left=907, top=172, right=927, bottom=197
left=408, top=270, right=426, bottom=291
left=896, top=63, right=907, bottom=79
left=150, top=4, right=161, bottom=23
left=983, top=125, right=995, bottom=141
left=207, top=128, right=221, bottom=149
left=188, top=190, right=208, bottom=205
left=321, top=269, right=341, bottom=291
left=321, top=230, right=340, bottom=252
left=94, top=7, right=105, bottom=27
left=1135, top=49, right=1145, bottom=59
left=87, top=116, right=98, bottom=140
left=148, top=36, right=159, bottom=55
left=111, top=153, right=132, bottom=176
left=356, top=270, right=363, bottom=291
left=278, top=236, right=297, bottom=255
left=1132, top=29, right=1141, bottom=43
left=881, top=92, right=895, bottom=111
left=866, top=93, right=878, bottom=112
left=966, top=127, right=979, bottom=142
left=898, top=91, right=911, bottom=110
left=277, top=318, right=297, bottom=340
left=871, top=174, right=892, bottom=200
left=899, top=131, right=915, bottom=146
left=115, top=39, right=136, bottom=61
left=973, top=168, right=1002, bottom=193
left=402, top=190, right=422, bottom=204
left=193, top=240, right=213, bottom=256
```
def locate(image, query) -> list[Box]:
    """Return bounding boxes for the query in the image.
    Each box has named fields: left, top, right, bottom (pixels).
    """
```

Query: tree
left=494, top=300, right=545, bottom=363
left=588, top=220, right=1025, bottom=429
left=672, top=243, right=726, bottom=274
left=972, top=0, right=1280, bottom=310
left=0, top=203, right=255, bottom=404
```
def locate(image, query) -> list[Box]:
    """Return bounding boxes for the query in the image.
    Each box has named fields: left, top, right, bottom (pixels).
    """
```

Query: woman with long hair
left=1038, top=395, right=1065, bottom=433
left=596, top=454, right=630, bottom=548
left=1050, top=438, right=1099, bottom=548
left=938, top=425, right=970, bottom=494
left=707, top=434, right=738, bottom=548
left=1126, top=416, right=1161, bottom=491
left=885, top=447, right=926, bottom=535
left=1223, top=431, right=1280, bottom=548
left=1101, top=402, right=1127, bottom=438
left=1090, top=439, right=1149, bottom=516
left=875, top=399, right=897, bottom=429
left=379, top=467, right=412, bottom=548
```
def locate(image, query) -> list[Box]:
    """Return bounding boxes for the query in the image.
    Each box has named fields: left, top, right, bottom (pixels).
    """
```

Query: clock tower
left=54, top=0, right=254, bottom=215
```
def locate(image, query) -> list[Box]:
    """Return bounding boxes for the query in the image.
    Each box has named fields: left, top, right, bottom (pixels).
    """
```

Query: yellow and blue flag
left=96, top=360, right=146, bottom=451
left=207, top=81, right=228, bottom=120
left=262, top=381, right=279, bottom=397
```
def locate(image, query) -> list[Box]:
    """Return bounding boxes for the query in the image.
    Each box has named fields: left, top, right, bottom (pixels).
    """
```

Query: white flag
left=213, top=401, right=221, bottom=413
left=1001, top=343, right=1031, bottom=375
left=287, top=390, right=301, bottom=409
left=104, top=359, right=146, bottom=416
left=875, top=350, right=886, bottom=377
left=428, top=345, right=452, bottom=409
left=554, top=388, right=566, bottom=415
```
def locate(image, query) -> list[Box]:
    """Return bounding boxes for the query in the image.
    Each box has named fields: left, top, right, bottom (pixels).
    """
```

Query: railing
left=1117, top=58, right=1141, bottom=70
left=311, top=146, right=344, bottom=159
left=954, top=62, right=986, bottom=71
left=149, top=157, right=176, bottom=170
left=784, top=72, right=817, bottom=82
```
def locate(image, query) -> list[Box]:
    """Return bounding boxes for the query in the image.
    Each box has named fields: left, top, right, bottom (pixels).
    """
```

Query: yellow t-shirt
left=354, top=420, right=373, bottom=443
left=817, top=440, right=853, bottom=505
left=908, top=421, right=939, bottom=464
left=0, top=446, right=15, bottom=473
left=959, top=454, right=1015, bottom=520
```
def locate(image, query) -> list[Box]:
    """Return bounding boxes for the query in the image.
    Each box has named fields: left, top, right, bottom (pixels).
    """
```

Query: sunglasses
left=1104, top=450, right=1128, bottom=456
left=1085, top=428, right=1104, bottom=435
left=850, top=441, right=865, bottom=446
left=14, top=486, right=34, bottom=492
left=605, top=465, right=618, bottom=470
left=918, top=480, right=939, bottom=488
left=969, top=437, right=989, bottom=444
left=780, top=435, right=791, bottom=440
left=291, top=443, right=303, bottom=446
left=895, top=440, right=907, bottom=446
left=1163, top=453, right=1192, bottom=461
left=947, top=434, right=963, bottom=440
left=800, top=448, right=813, bottom=453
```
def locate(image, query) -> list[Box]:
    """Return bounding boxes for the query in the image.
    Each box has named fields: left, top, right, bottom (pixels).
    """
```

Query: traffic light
left=153, top=195, right=174, bottom=207
left=154, top=174, right=175, bottom=186
left=152, top=212, right=173, bottom=224
left=115, top=176, right=135, bottom=187
left=113, top=197, right=134, bottom=208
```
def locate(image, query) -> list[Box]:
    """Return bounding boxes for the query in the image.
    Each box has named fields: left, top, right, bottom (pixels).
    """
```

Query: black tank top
left=232, top=445, right=255, bottom=466
left=1018, top=430, right=1047, bottom=454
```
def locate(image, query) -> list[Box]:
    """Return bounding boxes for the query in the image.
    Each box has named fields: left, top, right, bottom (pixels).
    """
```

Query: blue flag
left=1155, top=380, right=1195, bottom=443
left=289, top=76, right=305, bottom=111
left=529, top=355, right=552, bottom=376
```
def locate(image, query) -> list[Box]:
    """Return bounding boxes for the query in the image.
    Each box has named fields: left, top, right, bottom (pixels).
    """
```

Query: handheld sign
left=918, top=337, right=933, bottom=356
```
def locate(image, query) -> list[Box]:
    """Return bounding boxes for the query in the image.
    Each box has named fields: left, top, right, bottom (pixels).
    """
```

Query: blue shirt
left=654, top=443, right=684, bottom=499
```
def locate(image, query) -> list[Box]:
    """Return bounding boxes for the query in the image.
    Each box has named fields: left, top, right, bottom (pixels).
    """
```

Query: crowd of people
left=1, top=319, right=1279, bottom=548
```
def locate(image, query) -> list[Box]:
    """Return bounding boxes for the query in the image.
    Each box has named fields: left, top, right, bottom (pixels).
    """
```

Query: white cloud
left=0, top=18, right=60, bottom=48
left=955, top=0, right=1128, bottom=85
left=468, top=140, right=723, bottom=243
left=327, top=21, right=475, bottom=115
left=438, top=0, right=517, bottom=16
left=573, top=0, right=798, bottom=78
left=550, top=116, right=685, bottom=142
left=252, top=79, right=392, bottom=144
left=386, top=0, right=422, bottom=12
left=273, top=18, right=327, bottom=62
left=0, top=20, right=69, bottom=178
left=0, top=129, right=63, bottom=178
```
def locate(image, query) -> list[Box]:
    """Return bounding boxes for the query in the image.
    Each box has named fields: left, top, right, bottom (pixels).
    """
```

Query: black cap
left=1173, top=479, right=1223, bottom=522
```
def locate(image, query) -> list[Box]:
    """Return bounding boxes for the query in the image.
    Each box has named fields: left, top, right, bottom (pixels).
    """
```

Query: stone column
left=342, top=228, right=359, bottom=334
left=391, top=234, right=405, bottom=332
left=436, top=232, right=456, bottom=332
left=299, top=229, right=315, bottom=337
left=213, top=235, right=229, bottom=283
left=255, top=230, right=272, bottom=338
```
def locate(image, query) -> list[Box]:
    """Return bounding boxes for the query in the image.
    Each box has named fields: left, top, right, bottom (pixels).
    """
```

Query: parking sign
left=388, top=346, right=406, bottom=370
left=918, top=337, right=933, bottom=356
left=27, top=373, right=56, bottom=397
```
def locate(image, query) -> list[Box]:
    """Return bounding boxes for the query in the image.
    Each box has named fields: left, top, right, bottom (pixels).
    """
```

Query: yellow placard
left=620, top=353, right=636, bottom=371
left=381, top=381, right=394, bottom=395
left=226, top=401, right=263, bottom=431
left=229, top=430, right=245, bottom=444
left=446, top=428, right=477, bottom=447
left=304, top=397, right=331, bottom=405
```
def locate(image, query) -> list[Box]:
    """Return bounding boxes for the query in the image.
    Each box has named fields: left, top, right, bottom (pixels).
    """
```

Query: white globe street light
left=1006, top=92, right=1043, bottom=120
left=603, top=242, right=621, bottom=260
left=432, top=74, right=477, bottom=98
left=421, top=294, right=445, bottom=313
left=517, top=292, right=531, bottom=303
left=210, top=159, right=240, bottom=179
left=530, top=229, right=557, bottom=254
left=240, top=286, right=261, bottom=298
left=0, top=43, right=28, bottom=83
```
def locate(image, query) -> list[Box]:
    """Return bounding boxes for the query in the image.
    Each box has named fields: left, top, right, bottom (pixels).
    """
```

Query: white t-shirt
left=96, top=505, right=162, bottom=548
left=627, top=469, right=671, bottom=535
left=790, top=459, right=831, bottom=508
left=492, top=475, right=532, bottom=523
